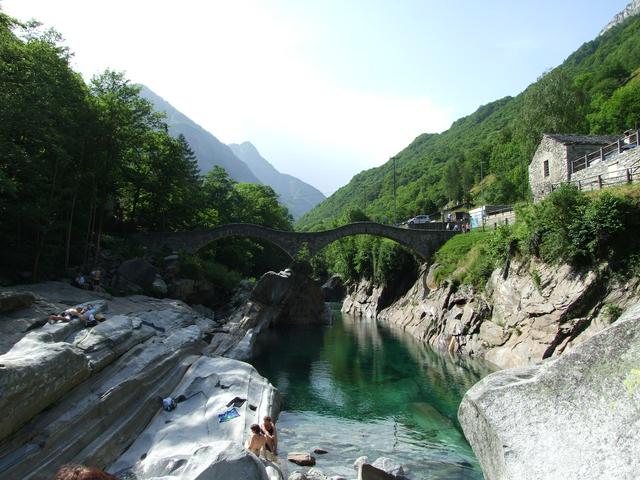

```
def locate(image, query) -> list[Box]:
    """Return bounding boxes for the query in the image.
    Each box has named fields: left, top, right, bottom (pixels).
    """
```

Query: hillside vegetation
left=432, top=184, right=640, bottom=290
left=298, top=15, right=640, bottom=230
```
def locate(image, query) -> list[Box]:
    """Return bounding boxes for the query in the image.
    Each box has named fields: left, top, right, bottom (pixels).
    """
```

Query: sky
left=0, top=0, right=631, bottom=195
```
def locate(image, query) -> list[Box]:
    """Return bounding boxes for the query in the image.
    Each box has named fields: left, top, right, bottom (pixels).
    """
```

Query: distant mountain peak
left=601, top=0, right=640, bottom=35
left=139, top=85, right=260, bottom=184
left=228, top=142, right=325, bottom=219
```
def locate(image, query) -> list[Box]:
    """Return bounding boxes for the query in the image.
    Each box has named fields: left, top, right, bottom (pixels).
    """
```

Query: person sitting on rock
left=73, top=273, right=89, bottom=290
left=53, top=464, right=118, bottom=480
left=261, top=415, right=278, bottom=455
left=245, top=424, right=267, bottom=457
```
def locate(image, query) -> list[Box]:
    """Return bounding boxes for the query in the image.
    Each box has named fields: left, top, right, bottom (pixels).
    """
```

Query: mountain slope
left=297, top=6, right=640, bottom=231
left=139, top=86, right=260, bottom=184
left=229, top=142, right=325, bottom=219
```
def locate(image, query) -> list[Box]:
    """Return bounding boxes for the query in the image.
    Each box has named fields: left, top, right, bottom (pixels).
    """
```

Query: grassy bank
left=432, top=184, right=640, bottom=289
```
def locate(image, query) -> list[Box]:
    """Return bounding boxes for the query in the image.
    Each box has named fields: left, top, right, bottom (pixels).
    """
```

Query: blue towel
left=218, top=407, right=241, bottom=423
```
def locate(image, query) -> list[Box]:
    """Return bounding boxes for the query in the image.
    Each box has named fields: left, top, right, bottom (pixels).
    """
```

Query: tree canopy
left=0, top=13, right=292, bottom=282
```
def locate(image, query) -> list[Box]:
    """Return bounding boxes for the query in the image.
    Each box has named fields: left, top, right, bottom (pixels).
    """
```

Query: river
left=250, top=306, right=494, bottom=479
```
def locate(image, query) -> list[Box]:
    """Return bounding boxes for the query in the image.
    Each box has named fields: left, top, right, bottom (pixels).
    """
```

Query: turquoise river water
left=250, top=307, right=494, bottom=479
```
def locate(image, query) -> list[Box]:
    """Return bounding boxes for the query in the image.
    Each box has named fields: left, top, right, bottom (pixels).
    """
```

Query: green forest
left=0, top=13, right=292, bottom=286
left=298, top=14, right=640, bottom=231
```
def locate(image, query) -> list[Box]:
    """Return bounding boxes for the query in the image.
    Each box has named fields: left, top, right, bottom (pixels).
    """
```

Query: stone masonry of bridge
left=136, top=222, right=457, bottom=261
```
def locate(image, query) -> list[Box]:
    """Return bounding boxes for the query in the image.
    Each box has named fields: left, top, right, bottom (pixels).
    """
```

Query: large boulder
left=251, top=268, right=329, bottom=326
left=458, top=302, right=640, bottom=480
left=0, top=291, right=35, bottom=312
left=110, top=356, right=282, bottom=480
left=0, top=284, right=216, bottom=480
left=208, top=267, right=331, bottom=360
left=321, top=275, right=346, bottom=302
left=113, top=257, right=158, bottom=293
left=0, top=334, right=91, bottom=441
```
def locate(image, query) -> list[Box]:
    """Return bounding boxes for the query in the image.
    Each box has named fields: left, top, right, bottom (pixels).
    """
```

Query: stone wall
left=569, top=146, right=640, bottom=190
left=483, top=210, right=516, bottom=229
left=529, top=136, right=568, bottom=201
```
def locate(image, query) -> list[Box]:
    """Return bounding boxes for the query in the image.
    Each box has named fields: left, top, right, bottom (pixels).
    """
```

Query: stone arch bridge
left=136, top=222, right=457, bottom=261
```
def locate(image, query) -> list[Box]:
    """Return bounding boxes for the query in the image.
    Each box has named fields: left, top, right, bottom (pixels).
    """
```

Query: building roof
left=544, top=133, right=620, bottom=146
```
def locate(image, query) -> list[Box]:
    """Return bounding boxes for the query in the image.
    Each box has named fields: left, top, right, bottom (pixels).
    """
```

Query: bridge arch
left=138, top=222, right=456, bottom=261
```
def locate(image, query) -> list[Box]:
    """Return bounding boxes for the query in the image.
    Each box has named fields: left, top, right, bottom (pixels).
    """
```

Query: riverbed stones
left=358, top=464, right=396, bottom=480
left=458, top=301, right=640, bottom=480
left=370, top=457, right=405, bottom=477
left=288, top=473, right=309, bottom=480
left=288, top=452, right=316, bottom=466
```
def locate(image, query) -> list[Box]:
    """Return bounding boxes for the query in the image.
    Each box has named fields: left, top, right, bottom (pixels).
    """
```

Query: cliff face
left=343, top=259, right=639, bottom=369
left=600, top=0, right=640, bottom=35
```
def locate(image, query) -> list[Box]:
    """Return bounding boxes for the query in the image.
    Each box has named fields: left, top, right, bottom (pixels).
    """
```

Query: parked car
left=408, top=214, right=431, bottom=225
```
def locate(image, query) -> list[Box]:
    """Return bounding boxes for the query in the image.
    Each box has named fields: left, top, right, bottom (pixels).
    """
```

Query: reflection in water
left=251, top=307, right=494, bottom=479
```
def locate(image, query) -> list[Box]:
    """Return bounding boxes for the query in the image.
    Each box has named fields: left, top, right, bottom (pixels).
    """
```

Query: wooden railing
left=570, top=130, right=640, bottom=174
left=554, top=158, right=640, bottom=193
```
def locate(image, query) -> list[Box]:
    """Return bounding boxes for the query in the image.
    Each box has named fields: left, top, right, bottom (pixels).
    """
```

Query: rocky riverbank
left=0, top=264, right=328, bottom=480
left=459, top=301, right=640, bottom=480
left=342, top=260, right=640, bottom=479
left=343, top=259, right=639, bottom=369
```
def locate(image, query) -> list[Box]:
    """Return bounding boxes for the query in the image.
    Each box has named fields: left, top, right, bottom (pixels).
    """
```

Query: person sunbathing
left=245, top=424, right=267, bottom=457
left=48, top=304, right=101, bottom=326
left=49, top=306, right=86, bottom=323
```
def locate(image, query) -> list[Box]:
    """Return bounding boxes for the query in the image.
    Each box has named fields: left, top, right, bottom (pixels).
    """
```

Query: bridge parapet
left=136, top=222, right=457, bottom=261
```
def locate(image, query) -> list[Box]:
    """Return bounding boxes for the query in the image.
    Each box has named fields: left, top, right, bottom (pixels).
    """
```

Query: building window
left=543, top=160, right=550, bottom=177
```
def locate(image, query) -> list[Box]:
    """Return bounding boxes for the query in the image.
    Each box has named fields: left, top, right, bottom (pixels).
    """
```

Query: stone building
left=528, top=134, right=619, bottom=201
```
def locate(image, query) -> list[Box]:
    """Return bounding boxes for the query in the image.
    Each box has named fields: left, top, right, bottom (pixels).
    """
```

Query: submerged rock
left=288, top=452, right=316, bottom=466
left=458, top=302, right=640, bottom=480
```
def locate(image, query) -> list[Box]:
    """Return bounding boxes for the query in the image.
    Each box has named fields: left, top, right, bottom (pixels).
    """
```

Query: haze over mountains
left=228, top=142, right=325, bottom=219
left=140, top=86, right=325, bottom=219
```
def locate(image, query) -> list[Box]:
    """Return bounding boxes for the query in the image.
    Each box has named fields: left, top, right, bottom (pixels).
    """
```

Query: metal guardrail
left=570, top=130, right=640, bottom=174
